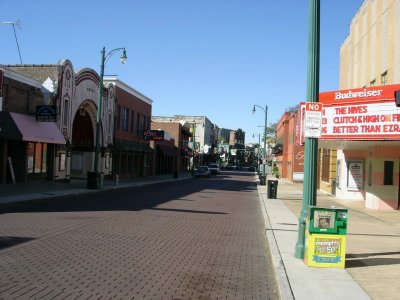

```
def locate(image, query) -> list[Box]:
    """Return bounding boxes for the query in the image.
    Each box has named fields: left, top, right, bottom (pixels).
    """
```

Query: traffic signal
left=395, top=90, right=400, bottom=107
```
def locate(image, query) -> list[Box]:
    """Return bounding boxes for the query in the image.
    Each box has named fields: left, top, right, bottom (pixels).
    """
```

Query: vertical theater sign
left=302, top=84, right=400, bottom=210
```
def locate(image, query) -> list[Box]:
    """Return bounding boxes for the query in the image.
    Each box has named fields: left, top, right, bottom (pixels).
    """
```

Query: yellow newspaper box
left=304, top=206, right=348, bottom=268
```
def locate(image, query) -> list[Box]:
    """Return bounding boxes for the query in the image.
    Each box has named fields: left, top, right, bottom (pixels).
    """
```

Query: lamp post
left=92, top=46, right=127, bottom=189
left=294, top=0, right=320, bottom=259
left=252, top=104, right=268, bottom=176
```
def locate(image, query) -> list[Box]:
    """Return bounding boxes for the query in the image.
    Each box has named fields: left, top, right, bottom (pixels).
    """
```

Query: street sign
left=36, top=105, right=57, bottom=122
left=304, top=102, right=323, bottom=138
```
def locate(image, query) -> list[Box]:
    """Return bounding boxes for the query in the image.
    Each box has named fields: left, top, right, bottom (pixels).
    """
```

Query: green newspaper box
left=304, top=206, right=348, bottom=268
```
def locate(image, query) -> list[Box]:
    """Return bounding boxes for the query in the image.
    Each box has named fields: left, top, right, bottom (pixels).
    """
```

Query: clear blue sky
left=1, top=0, right=364, bottom=143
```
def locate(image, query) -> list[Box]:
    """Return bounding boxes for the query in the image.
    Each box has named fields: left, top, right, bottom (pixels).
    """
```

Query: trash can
left=87, top=171, right=99, bottom=189
left=304, top=206, right=348, bottom=268
left=267, top=179, right=278, bottom=199
left=173, top=171, right=178, bottom=179
left=259, top=175, right=266, bottom=185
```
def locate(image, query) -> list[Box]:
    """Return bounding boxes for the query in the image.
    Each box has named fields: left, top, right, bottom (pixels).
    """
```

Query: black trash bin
left=267, top=179, right=278, bottom=199
left=259, top=175, right=266, bottom=185
left=87, top=171, right=99, bottom=189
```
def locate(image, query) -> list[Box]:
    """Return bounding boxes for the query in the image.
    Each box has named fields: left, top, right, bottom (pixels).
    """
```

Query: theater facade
left=317, top=84, right=400, bottom=210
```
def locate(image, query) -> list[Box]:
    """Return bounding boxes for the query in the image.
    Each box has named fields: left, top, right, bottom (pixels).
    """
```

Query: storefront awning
left=157, top=144, right=178, bottom=156
left=0, top=112, right=66, bottom=144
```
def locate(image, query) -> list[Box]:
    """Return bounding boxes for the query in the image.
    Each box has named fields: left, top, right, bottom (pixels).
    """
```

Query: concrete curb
left=257, top=183, right=295, bottom=300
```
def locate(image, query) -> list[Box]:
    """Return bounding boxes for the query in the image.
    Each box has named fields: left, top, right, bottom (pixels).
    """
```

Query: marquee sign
left=300, top=84, right=400, bottom=141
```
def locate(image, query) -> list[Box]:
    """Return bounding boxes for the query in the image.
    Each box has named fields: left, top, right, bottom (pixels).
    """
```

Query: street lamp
left=92, top=46, right=127, bottom=189
left=252, top=104, right=268, bottom=176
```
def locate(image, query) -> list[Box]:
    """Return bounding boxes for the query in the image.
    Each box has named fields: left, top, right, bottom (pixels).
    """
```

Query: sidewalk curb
left=257, top=183, right=295, bottom=300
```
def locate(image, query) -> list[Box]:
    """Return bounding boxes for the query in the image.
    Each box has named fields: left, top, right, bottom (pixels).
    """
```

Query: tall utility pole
left=295, top=0, right=320, bottom=259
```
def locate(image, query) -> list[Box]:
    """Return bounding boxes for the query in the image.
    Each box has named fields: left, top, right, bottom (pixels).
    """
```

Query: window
left=122, top=107, right=129, bottom=131
left=27, top=142, right=47, bottom=175
left=321, top=148, right=330, bottom=182
left=383, top=161, right=394, bottom=185
left=108, top=113, right=112, bottom=135
left=116, top=105, right=121, bottom=130
left=136, top=113, right=140, bottom=135
left=130, top=111, right=135, bottom=133
left=381, top=71, right=388, bottom=86
left=63, top=95, right=70, bottom=127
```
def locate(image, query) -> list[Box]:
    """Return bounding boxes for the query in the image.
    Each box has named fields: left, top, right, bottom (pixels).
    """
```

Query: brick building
left=0, top=66, right=66, bottom=183
left=103, top=77, right=153, bottom=179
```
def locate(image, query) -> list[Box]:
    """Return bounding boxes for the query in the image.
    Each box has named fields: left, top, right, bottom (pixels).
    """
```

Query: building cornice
left=103, top=76, right=153, bottom=105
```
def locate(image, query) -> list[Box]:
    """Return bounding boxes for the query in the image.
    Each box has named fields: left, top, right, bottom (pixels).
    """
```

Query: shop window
left=383, top=161, right=394, bottom=185
left=27, top=143, right=34, bottom=173
left=321, top=148, right=330, bottom=182
left=27, top=142, right=47, bottom=175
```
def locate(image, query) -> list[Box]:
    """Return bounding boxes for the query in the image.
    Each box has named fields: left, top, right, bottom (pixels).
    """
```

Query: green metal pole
left=295, top=0, right=320, bottom=259
left=263, top=105, right=268, bottom=176
left=94, top=47, right=105, bottom=187
left=258, top=134, right=261, bottom=174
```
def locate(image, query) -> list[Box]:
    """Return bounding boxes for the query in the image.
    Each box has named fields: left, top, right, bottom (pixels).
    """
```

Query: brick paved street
left=0, top=174, right=279, bottom=299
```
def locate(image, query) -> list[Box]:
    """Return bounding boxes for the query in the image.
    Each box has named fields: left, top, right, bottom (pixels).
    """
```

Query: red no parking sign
left=304, top=102, right=323, bottom=138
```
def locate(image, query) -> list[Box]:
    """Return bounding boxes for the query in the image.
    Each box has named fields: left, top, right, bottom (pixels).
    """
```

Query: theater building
left=2, top=60, right=116, bottom=182
left=318, top=84, right=400, bottom=210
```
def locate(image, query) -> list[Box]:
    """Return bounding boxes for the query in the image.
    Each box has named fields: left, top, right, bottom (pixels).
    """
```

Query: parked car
left=207, top=163, right=221, bottom=175
left=194, top=166, right=211, bottom=178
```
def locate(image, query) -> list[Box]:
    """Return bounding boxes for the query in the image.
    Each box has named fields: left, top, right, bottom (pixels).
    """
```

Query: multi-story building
left=152, top=115, right=216, bottom=165
left=2, top=61, right=117, bottom=183
left=274, top=111, right=304, bottom=181
left=150, top=121, right=191, bottom=174
left=103, top=76, right=153, bottom=179
left=317, top=0, right=400, bottom=210
left=0, top=67, right=66, bottom=184
left=1, top=60, right=151, bottom=185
